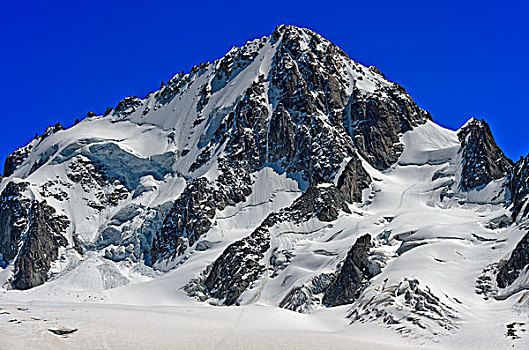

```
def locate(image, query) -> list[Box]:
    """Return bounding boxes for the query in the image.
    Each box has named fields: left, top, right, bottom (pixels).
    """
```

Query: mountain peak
left=460, top=116, right=481, bottom=128
left=457, top=117, right=512, bottom=191
left=272, top=24, right=314, bottom=38
left=2, top=26, right=529, bottom=348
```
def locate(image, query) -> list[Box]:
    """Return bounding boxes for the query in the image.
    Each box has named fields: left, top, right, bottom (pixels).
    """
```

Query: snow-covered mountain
left=1, top=25, right=528, bottom=348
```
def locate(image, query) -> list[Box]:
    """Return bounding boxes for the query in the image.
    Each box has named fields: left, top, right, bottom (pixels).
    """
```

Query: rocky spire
left=457, top=118, right=512, bottom=191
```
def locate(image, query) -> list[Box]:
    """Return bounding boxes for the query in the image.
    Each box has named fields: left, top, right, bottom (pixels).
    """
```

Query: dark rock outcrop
left=496, top=232, right=529, bottom=289
left=344, top=85, right=431, bottom=170
left=322, top=234, right=374, bottom=306
left=113, top=96, right=142, bottom=116
left=457, top=118, right=512, bottom=191
left=509, top=154, right=529, bottom=220
left=493, top=153, right=529, bottom=289
left=270, top=25, right=431, bottom=173
left=0, top=182, right=30, bottom=262
left=0, top=181, right=69, bottom=290
left=66, top=157, right=129, bottom=210
left=4, top=146, right=33, bottom=178
left=284, top=183, right=352, bottom=222
left=336, top=156, right=372, bottom=203
left=202, top=224, right=270, bottom=305
left=279, top=233, right=377, bottom=311
left=12, top=201, right=69, bottom=290
left=152, top=178, right=216, bottom=260
left=48, top=327, right=78, bottom=336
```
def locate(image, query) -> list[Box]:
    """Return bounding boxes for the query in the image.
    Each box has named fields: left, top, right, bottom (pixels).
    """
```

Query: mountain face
left=1, top=25, right=529, bottom=344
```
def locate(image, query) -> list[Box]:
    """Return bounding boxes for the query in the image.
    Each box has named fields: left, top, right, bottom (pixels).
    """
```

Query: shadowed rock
left=510, top=154, right=529, bottom=220
left=322, top=234, right=374, bottom=306
left=336, top=156, right=371, bottom=203
left=12, top=201, right=69, bottom=290
left=497, top=231, right=529, bottom=288
left=457, top=118, right=512, bottom=191
left=48, top=327, right=78, bottom=336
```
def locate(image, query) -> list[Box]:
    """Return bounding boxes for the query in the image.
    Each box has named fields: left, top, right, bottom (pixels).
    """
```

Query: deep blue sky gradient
left=1, top=0, right=528, bottom=174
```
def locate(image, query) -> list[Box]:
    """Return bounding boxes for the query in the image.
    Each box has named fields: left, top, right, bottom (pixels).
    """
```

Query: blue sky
left=1, top=0, right=527, bottom=173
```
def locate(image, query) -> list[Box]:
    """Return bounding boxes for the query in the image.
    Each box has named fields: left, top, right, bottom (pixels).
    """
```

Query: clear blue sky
left=1, top=0, right=527, bottom=174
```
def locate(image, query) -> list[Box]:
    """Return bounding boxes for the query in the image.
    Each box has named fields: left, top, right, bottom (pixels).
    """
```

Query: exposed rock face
left=509, top=154, right=529, bottom=220
left=496, top=232, right=529, bottom=289
left=457, top=118, right=512, bottom=191
left=4, top=146, right=33, bottom=178
left=184, top=216, right=271, bottom=305
left=277, top=183, right=351, bottom=223
left=202, top=224, right=270, bottom=306
left=12, top=201, right=69, bottom=290
left=344, top=85, right=431, bottom=170
left=268, top=25, right=431, bottom=173
left=0, top=180, right=69, bottom=289
left=336, top=156, right=372, bottom=203
left=266, top=38, right=355, bottom=183
left=152, top=178, right=217, bottom=260
left=0, top=182, right=31, bottom=262
left=66, top=157, right=129, bottom=210
left=113, top=96, right=142, bottom=116
left=494, top=152, right=529, bottom=290
left=283, top=183, right=352, bottom=222
left=267, top=104, right=296, bottom=161
left=322, top=234, right=374, bottom=306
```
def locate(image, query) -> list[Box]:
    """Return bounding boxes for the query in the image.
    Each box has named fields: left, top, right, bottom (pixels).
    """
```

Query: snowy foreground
left=0, top=291, right=526, bottom=349
left=0, top=300, right=417, bottom=350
